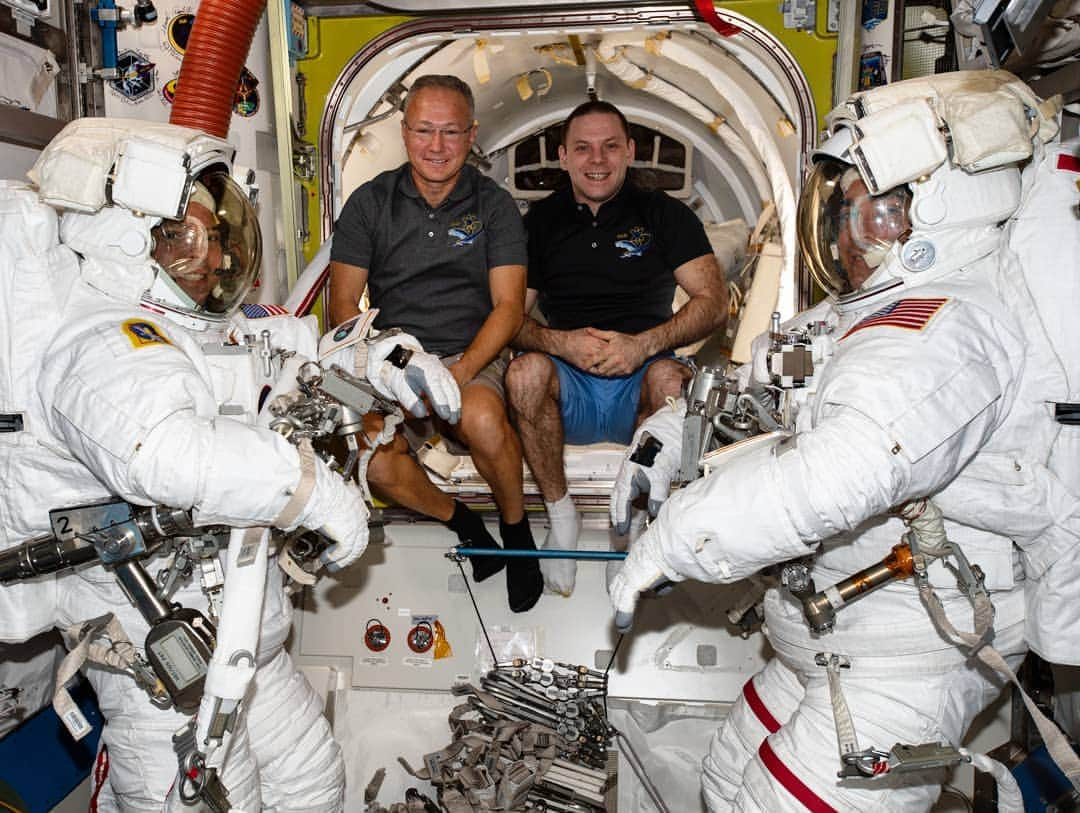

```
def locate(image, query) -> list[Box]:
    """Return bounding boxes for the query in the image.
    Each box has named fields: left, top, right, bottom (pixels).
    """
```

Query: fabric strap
left=54, top=613, right=160, bottom=741
left=274, top=437, right=317, bottom=529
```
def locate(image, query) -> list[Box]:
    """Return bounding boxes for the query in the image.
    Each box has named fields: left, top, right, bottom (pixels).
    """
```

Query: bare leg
left=506, top=353, right=580, bottom=596
left=505, top=353, right=568, bottom=502
left=636, top=359, right=692, bottom=426
left=448, top=381, right=525, bottom=523
left=362, top=413, right=455, bottom=521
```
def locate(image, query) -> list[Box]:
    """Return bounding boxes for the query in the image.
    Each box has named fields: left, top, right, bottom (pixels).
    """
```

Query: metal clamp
left=838, top=741, right=968, bottom=779
left=178, top=751, right=231, bottom=812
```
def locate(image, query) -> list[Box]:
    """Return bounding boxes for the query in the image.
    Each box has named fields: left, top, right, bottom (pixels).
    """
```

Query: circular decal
left=407, top=622, right=434, bottom=654
left=166, top=12, right=196, bottom=55
left=364, top=619, right=391, bottom=653
left=161, top=75, right=178, bottom=107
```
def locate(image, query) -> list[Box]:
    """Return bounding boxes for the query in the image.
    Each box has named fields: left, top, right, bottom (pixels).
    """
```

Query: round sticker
left=364, top=619, right=391, bottom=653
left=407, top=622, right=434, bottom=654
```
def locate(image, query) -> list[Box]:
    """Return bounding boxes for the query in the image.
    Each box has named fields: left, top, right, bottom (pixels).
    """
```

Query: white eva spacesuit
left=0, top=117, right=416, bottom=811
left=610, top=71, right=1077, bottom=810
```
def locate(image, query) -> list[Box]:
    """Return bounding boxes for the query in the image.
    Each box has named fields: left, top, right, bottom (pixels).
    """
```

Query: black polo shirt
left=331, top=163, right=527, bottom=356
left=524, top=181, right=713, bottom=333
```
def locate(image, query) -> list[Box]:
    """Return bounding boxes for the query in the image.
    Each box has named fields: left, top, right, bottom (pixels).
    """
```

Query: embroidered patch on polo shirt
left=614, top=225, right=652, bottom=258
left=841, top=297, right=949, bottom=340
left=448, top=213, right=483, bottom=246
left=121, top=318, right=173, bottom=348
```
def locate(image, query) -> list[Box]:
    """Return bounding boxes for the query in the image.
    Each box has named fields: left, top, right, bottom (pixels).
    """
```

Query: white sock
left=540, top=494, right=581, bottom=596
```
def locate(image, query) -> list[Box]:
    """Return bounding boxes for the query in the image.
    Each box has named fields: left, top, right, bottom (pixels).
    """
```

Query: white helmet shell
left=30, top=118, right=261, bottom=331
left=798, top=70, right=1049, bottom=299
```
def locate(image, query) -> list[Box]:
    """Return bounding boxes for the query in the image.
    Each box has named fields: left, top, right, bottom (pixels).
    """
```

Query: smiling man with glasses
left=328, top=74, right=543, bottom=613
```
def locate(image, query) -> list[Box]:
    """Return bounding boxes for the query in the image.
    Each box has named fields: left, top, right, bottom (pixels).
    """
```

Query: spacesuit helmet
left=28, top=118, right=261, bottom=329
left=797, top=127, right=913, bottom=298
left=799, top=72, right=1061, bottom=301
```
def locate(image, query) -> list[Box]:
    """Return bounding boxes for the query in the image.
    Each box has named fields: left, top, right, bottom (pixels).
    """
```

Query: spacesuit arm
left=45, top=331, right=368, bottom=567
left=609, top=404, right=994, bottom=623
left=611, top=301, right=1016, bottom=622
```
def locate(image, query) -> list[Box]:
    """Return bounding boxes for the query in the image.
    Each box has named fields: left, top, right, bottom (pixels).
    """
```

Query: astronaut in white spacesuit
left=0, top=117, right=459, bottom=810
left=610, top=72, right=1076, bottom=810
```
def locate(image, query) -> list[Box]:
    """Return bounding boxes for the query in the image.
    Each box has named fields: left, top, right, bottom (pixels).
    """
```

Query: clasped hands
left=565, top=327, right=648, bottom=377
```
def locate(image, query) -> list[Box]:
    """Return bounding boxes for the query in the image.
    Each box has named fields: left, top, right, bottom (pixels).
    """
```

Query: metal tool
left=783, top=543, right=915, bottom=634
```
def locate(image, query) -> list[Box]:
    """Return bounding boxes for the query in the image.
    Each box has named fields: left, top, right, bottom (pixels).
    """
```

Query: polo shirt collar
left=397, top=163, right=478, bottom=207
left=564, top=178, right=638, bottom=222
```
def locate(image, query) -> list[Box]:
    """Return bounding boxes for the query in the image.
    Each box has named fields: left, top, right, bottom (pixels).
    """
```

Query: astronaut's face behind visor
left=798, top=159, right=913, bottom=297
left=149, top=170, right=261, bottom=317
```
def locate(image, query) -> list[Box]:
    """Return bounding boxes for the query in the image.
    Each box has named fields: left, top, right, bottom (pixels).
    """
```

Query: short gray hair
left=403, top=74, right=475, bottom=122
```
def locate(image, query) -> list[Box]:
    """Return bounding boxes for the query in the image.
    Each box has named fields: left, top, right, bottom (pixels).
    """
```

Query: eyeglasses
left=402, top=122, right=474, bottom=143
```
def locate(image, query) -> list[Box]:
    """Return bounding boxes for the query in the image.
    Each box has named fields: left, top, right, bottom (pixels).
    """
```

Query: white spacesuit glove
left=608, top=521, right=685, bottom=632
left=609, top=431, right=799, bottom=632
left=610, top=398, right=686, bottom=535
left=298, top=456, right=370, bottom=572
left=366, top=331, right=461, bottom=424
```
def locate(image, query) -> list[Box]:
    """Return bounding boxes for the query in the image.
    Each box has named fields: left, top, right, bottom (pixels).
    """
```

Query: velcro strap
left=204, top=661, right=257, bottom=701
left=275, top=437, right=317, bottom=529
left=921, top=581, right=1080, bottom=794
left=352, top=342, right=369, bottom=377
left=54, top=614, right=139, bottom=741
left=822, top=655, right=860, bottom=759
left=277, top=542, right=318, bottom=586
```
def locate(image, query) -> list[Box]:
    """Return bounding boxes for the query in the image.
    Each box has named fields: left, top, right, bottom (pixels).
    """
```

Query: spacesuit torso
left=0, top=115, right=365, bottom=811
left=0, top=182, right=91, bottom=641
left=33, top=282, right=318, bottom=640
left=45, top=286, right=347, bottom=809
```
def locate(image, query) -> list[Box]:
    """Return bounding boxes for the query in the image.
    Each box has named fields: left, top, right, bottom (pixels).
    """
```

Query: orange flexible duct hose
left=169, top=0, right=267, bottom=138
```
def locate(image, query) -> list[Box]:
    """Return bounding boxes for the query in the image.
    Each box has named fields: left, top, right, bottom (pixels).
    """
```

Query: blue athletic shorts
left=552, top=354, right=678, bottom=445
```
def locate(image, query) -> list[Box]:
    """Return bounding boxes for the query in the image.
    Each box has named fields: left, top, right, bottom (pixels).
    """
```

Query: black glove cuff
left=387, top=344, right=414, bottom=369
left=629, top=432, right=663, bottom=467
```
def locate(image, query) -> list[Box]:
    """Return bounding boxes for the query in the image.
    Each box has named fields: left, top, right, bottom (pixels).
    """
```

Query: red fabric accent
left=294, top=264, right=330, bottom=317
left=1057, top=153, right=1080, bottom=173
left=693, top=0, right=742, bottom=36
left=743, top=677, right=781, bottom=733
left=89, top=744, right=109, bottom=812
left=759, top=739, right=838, bottom=813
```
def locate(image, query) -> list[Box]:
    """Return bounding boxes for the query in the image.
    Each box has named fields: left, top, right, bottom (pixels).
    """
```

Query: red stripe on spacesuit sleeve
left=1057, top=153, right=1080, bottom=173
left=759, top=739, right=838, bottom=813
left=743, top=677, right=781, bottom=733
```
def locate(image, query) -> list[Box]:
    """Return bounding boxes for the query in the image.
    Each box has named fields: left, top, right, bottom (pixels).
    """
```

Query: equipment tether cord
left=603, top=633, right=624, bottom=721
left=454, top=558, right=499, bottom=668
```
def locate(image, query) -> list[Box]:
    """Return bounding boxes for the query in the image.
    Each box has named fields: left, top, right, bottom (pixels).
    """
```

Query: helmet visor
left=149, top=170, right=261, bottom=318
left=797, top=159, right=911, bottom=297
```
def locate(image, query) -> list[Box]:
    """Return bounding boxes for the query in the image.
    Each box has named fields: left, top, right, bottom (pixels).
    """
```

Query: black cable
left=602, top=633, right=624, bottom=722
left=604, top=633, right=624, bottom=679
left=455, top=558, right=499, bottom=668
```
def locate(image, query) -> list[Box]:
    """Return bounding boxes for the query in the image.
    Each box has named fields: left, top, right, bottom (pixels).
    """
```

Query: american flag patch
left=841, top=297, right=948, bottom=340
left=241, top=303, right=290, bottom=318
